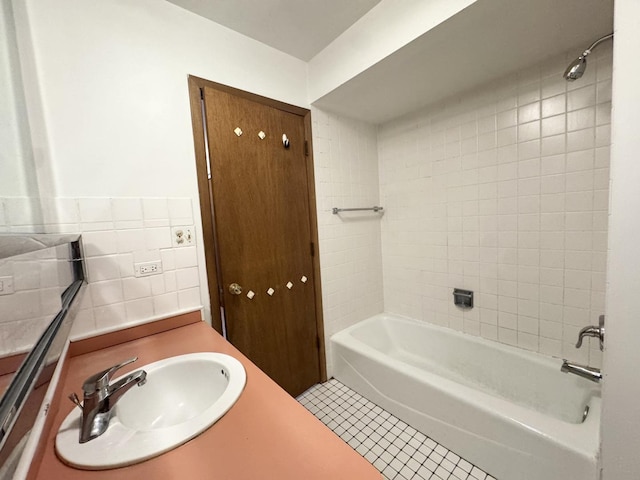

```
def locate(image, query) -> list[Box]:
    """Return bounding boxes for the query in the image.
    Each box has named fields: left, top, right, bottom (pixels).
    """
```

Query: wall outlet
left=0, top=276, right=14, bottom=296
left=171, top=226, right=195, bottom=247
left=134, top=260, right=163, bottom=277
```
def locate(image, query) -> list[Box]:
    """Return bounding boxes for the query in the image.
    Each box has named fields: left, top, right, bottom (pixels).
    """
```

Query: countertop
left=33, top=321, right=381, bottom=479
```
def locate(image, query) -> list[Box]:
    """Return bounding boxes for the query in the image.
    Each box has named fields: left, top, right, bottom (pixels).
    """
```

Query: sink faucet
left=69, top=357, right=147, bottom=443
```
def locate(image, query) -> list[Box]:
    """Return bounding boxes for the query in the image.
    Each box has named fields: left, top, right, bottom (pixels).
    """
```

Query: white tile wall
left=312, top=108, right=384, bottom=374
left=0, top=244, right=72, bottom=355
left=0, top=196, right=203, bottom=339
left=378, top=46, right=612, bottom=366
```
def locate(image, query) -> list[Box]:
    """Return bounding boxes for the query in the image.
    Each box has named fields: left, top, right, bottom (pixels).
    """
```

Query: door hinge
left=304, top=140, right=309, bottom=157
left=310, top=241, right=315, bottom=257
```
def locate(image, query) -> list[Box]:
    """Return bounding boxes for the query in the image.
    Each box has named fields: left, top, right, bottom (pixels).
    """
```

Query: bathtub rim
left=330, top=312, right=601, bottom=462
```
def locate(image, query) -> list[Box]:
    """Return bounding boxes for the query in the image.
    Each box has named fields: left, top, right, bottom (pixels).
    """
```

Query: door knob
left=228, top=283, right=243, bottom=295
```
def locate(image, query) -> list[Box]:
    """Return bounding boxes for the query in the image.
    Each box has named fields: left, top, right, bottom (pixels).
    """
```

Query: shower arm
left=582, top=33, right=614, bottom=57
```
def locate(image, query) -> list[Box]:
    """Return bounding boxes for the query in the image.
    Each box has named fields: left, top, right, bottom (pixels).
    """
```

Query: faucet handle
left=82, top=357, right=138, bottom=394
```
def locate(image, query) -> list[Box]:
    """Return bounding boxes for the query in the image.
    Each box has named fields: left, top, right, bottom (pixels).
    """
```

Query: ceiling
left=167, top=0, right=614, bottom=124
left=165, top=0, right=383, bottom=61
left=313, top=0, right=615, bottom=123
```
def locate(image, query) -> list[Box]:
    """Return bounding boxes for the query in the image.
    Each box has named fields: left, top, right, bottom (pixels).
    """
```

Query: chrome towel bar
left=332, top=206, right=384, bottom=214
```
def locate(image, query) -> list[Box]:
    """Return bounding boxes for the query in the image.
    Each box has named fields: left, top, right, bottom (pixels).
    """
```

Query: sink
left=55, top=352, right=246, bottom=469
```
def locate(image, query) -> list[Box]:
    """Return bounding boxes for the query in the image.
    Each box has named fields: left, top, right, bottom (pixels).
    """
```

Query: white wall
left=600, top=1, right=640, bottom=478
left=311, top=108, right=384, bottom=374
left=378, top=47, right=612, bottom=364
left=0, top=0, right=39, bottom=204
left=308, top=0, right=475, bottom=103
left=12, top=0, right=308, bottom=331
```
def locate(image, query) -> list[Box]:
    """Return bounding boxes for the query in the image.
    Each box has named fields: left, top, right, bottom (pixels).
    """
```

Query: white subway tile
left=566, top=150, right=594, bottom=172
left=122, top=277, right=152, bottom=301
left=145, top=227, right=171, bottom=250
left=91, top=279, right=124, bottom=307
left=518, top=102, right=541, bottom=124
left=112, top=198, right=143, bottom=222
left=79, top=198, right=112, bottom=223
left=541, top=115, right=565, bottom=138
left=517, top=331, right=539, bottom=351
left=86, top=256, right=121, bottom=282
left=176, top=267, right=199, bottom=290
left=178, top=287, right=201, bottom=309
left=567, top=85, right=596, bottom=111
left=116, top=229, right=146, bottom=253
left=94, top=303, right=126, bottom=330
left=498, top=327, right=518, bottom=346
left=125, top=298, right=154, bottom=321
left=567, top=128, right=595, bottom=152
left=541, top=95, right=565, bottom=118
left=82, top=231, right=118, bottom=257
left=168, top=198, right=193, bottom=224
left=539, top=337, right=562, bottom=357
left=153, top=292, right=179, bottom=316
left=142, top=199, right=170, bottom=227
left=567, top=107, right=595, bottom=132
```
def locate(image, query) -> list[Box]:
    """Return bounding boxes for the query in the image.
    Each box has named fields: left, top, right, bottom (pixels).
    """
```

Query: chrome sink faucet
left=69, top=357, right=147, bottom=443
left=561, top=315, right=605, bottom=383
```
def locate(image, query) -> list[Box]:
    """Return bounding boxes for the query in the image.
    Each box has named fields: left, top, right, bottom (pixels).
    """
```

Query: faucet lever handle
left=68, top=392, right=83, bottom=411
left=82, top=357, right=138, bottom=394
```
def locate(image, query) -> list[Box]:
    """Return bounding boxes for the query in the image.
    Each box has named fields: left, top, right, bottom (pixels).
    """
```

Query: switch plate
left=134, top=260, right=162, bottom=277
left=0, top=276, right=14, bottom=295
left=171, top=226, right=195, bottom=247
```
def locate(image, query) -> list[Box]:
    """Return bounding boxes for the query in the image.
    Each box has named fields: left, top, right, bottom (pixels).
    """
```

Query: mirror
left=0, top=234, right=84, bottom=477
left=0, top=0, right=43, bottom=229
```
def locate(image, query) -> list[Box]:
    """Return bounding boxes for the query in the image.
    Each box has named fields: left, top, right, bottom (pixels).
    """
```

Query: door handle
left=228, top=283, right=243, bottom=295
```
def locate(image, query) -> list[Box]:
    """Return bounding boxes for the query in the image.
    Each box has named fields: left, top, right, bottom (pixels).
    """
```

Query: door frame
left=187, top=75, right=327, bottom=381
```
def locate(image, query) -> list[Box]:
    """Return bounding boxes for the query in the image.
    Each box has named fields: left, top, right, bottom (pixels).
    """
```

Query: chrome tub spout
left=561, top=360, right=602, bottom=383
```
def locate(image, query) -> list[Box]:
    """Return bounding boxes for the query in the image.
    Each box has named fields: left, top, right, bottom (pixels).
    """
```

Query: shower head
left=563, top=33, right=613, bottom=81
left=564, top=55, right=588, bottom=81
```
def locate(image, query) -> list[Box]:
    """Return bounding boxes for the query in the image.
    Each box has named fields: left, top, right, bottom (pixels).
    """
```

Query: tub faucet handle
left=575, top=315, right=605, bottom=351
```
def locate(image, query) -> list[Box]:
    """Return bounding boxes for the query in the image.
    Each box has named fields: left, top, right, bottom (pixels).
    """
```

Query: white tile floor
left=297, top=379, right=496, bottom=480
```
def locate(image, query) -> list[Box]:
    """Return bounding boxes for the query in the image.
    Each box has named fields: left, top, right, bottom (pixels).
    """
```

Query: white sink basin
left=56, top=352, right=246, bottom=469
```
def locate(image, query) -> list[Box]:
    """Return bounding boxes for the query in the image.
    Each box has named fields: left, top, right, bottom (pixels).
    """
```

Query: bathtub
left=331, top=314, right=600, bottom=480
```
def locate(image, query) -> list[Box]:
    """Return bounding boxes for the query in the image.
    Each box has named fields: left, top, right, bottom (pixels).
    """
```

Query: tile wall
left=378, top=46, right=612, bottom=365
left=0, top=196, right=203, bottom=339
left=312, top=108, right=384, bottom=373
left=0, top=243, right=71, bottom=355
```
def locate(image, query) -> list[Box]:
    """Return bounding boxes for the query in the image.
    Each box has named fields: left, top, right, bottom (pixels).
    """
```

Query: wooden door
left=201, top=86, right=321, bottom=397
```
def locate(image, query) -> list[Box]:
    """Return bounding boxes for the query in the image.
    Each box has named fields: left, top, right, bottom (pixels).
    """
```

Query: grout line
left=298, top=379, right=495, bottom=480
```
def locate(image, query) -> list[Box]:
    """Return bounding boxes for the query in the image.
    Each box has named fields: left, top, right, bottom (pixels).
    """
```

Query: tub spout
left=561, top=360, right=602, bottom=383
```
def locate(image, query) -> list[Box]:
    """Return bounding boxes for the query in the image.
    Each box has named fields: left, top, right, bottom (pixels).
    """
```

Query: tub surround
left=30, top=315, right=381, bottom=480
left=378, top=45, right=612, bottom=366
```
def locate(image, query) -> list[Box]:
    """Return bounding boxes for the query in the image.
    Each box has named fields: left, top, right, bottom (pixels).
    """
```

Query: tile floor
left=297, top=379, right=496, bottom=480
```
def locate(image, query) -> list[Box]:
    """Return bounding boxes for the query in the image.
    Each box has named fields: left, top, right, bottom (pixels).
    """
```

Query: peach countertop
left=33, top=320, right=381, bottom=480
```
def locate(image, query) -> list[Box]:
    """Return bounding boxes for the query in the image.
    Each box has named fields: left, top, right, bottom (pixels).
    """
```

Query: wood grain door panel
left=203, top=87, right=320, bottom=396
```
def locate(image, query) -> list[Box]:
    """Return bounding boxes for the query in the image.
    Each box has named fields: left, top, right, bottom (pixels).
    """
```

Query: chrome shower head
left=564, top=55, right=588, bottom=81
left=563, top=33, right=613, bottom=82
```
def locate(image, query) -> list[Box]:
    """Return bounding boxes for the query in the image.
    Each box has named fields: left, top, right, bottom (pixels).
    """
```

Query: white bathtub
left=331, top=313, right=600, bottom=480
